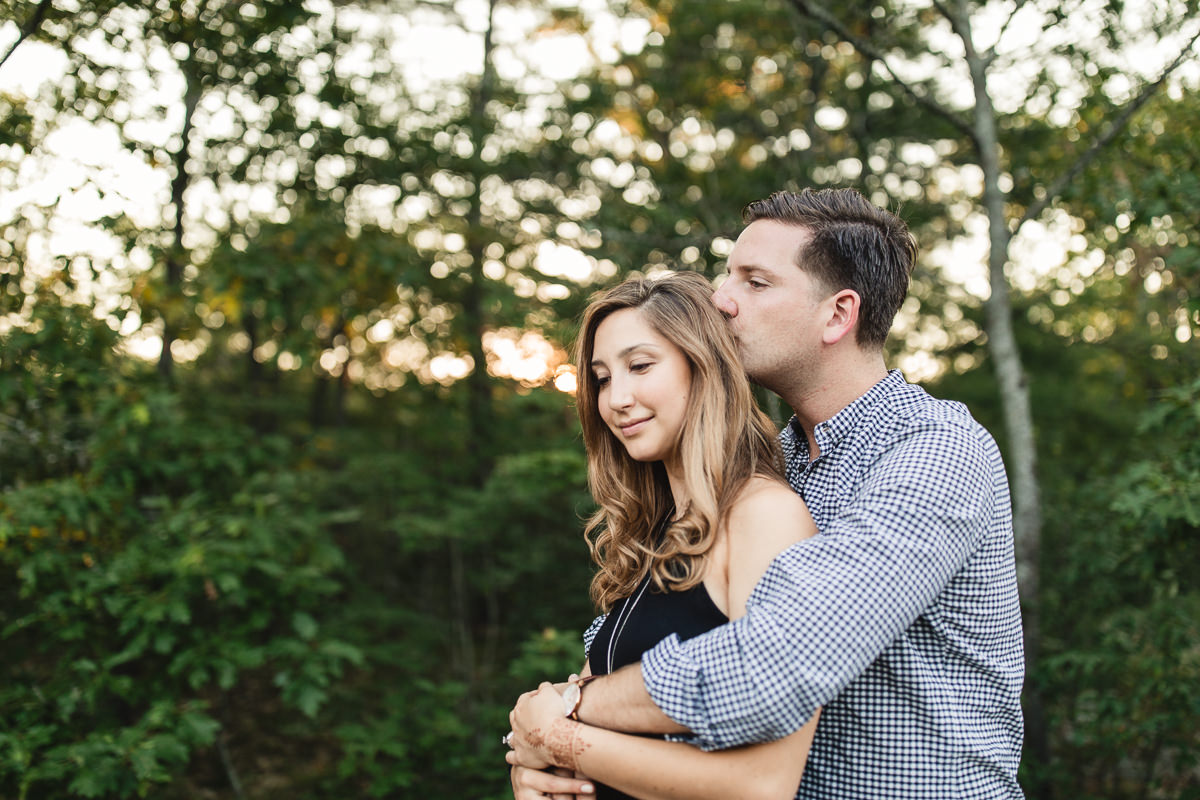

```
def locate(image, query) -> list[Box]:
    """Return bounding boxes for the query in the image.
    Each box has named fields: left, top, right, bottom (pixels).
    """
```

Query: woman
left=507, top=271, right=820, bottom=800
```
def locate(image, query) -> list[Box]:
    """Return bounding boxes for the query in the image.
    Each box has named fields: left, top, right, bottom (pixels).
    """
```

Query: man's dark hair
left=743, top=188, right=917, bottom=348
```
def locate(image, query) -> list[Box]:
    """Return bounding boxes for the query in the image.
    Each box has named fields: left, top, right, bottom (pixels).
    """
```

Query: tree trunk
left=462, top=0, right=498, bottom=487
left=158, top=61, right=202, bottom=380
left=0, top=0, right=53, bottom=70
left=447, top=0, right=499, bottom=714
left=309, top=314, right=345, bottom=428
left=956, top=2, right=1048, bottom=778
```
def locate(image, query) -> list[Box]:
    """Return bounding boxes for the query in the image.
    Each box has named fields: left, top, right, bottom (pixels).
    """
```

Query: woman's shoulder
left=730, top=474, right=810, bottom=521
left=721, top=475, right=816, bottom=618
left=725, top=474, right=814, bottom=552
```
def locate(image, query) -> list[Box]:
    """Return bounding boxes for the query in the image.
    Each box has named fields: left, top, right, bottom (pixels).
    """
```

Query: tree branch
left=944, top=0, right=981, bottom=64
left=0, top=0, right=54, bottom=72
left=1017, top=23, right=1200, bottom=230
left=930, top=0, right=967, bottom=41
left=785, top=0, right=977, bottom=141
left=217, top=731, right=246, bottom=799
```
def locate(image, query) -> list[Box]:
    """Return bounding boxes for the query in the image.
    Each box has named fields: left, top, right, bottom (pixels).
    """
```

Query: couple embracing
left=506, top=188, right=1025, bottom=800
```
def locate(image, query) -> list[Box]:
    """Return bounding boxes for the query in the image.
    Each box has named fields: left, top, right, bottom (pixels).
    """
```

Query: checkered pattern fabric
left=599, top=371, right=1025, bottom=798
left=582, top=614, right=606, bottom=657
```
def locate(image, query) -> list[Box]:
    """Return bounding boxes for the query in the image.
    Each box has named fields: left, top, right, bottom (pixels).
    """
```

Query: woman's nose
left=606, top=376, right=634, bottom=409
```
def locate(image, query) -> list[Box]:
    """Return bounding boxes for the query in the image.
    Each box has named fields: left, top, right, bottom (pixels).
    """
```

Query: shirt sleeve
left=582, top=613, right=607, bottom=659
left=642, top=417, right=1003, bottom=749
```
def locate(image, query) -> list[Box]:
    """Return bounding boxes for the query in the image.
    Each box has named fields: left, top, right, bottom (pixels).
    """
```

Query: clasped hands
left=507, top=676, right=596, bottom=798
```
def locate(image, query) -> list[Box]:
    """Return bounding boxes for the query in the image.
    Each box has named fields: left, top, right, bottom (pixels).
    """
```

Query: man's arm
left=617, top=419, right=1006, bottom=748
left=571, top=613, right=679, bottom=732
left=573, top=661, right=688, bottom=733
left=570, top=614, right=688, bottom=733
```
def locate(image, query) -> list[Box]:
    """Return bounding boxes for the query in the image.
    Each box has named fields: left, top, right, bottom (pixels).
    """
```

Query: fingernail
left=581, top=784, right=594, bottom=793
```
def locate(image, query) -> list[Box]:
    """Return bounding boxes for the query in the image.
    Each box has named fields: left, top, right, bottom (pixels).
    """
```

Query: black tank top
left=590, top=573, right=728, bottom=677
left=587, top=571, right=728, bottom=799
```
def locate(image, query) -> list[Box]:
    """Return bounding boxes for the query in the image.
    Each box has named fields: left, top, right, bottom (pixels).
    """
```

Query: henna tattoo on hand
left=533, top=719, right=590, bottom=771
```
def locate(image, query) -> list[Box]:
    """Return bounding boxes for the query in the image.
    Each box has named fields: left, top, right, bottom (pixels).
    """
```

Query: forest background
left=1, top=0, right=1198, bottom=798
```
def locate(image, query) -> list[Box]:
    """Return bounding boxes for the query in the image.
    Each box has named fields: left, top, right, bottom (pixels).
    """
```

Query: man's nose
left=712, top=284, right=738, bottom=318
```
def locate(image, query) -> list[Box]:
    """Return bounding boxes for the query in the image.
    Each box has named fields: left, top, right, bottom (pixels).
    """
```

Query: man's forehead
left=727, top=225, right=809, bottom=272
left=732, top=220, right=810, bottom=254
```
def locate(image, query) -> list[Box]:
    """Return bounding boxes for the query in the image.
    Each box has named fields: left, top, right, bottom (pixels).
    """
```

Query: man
left=512, top=188, right=1025, bottom=798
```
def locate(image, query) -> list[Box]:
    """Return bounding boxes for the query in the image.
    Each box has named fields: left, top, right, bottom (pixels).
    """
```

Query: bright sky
left=1, top=0, right=1196, bottom=384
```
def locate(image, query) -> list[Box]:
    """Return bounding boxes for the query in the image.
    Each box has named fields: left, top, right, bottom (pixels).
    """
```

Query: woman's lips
left=619, top=417, right=651, bottom=436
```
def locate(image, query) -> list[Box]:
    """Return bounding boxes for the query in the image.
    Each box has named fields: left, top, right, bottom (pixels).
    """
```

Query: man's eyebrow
left=590, top=343, right=659, bottom=368
left=726, top=263, right=770, bottom=276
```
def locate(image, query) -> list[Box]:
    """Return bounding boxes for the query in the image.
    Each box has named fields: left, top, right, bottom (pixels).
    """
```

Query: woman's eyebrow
left=590, top=343, right=658, bottom=368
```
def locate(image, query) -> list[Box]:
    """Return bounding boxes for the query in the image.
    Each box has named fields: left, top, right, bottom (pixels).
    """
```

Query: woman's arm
left=509, top=684, right=818, bottom=800
left=721, top=476, right=817, bottom=619
left=509, top=482, right=820, bottom=800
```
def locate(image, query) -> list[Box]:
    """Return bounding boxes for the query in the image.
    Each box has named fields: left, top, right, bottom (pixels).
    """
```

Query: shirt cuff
left=641, top=634, right=718, bottom=750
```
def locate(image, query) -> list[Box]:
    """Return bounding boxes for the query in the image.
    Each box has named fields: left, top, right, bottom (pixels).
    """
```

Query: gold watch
left=561, top=675, right=599, bottom=720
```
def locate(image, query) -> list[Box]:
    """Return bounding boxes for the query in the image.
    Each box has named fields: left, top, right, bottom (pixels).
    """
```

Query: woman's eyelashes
left=594, top=360, right=654, bottom=388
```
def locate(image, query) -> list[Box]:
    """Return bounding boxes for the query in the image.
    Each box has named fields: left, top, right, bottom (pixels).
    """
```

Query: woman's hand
left=509, top=764, right=595, bottom=799
left=509, top=682, right=575, bottom=769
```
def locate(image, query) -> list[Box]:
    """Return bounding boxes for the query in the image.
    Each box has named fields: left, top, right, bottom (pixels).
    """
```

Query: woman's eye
left=595, top=375, right=610, bottom=387
left=630, top=362, right=652, bottom=373
left=748, top=279, right=768, bottom=289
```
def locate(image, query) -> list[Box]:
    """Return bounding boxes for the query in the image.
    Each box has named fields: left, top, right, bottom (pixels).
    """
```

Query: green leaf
left=293, top=611, right=318, bottom=641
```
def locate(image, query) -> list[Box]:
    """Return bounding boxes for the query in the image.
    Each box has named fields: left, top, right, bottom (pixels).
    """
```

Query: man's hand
left=508, top=764, right=595, bottom=799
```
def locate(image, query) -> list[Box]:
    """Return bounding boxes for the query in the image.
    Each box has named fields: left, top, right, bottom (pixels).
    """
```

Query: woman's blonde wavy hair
left=574, top=271, right=786, bottom=612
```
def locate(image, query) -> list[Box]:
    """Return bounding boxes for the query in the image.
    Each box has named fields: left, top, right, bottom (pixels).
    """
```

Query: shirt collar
left=782, top=369, right=907, bottom=456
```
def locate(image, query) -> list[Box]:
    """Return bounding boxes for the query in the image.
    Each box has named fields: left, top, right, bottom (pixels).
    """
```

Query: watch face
left=562, top=683, right=581, bottom=716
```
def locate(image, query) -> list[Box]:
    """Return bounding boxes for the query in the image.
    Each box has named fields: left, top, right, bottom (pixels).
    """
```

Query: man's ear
left=822, top=289, right=860, bottom=345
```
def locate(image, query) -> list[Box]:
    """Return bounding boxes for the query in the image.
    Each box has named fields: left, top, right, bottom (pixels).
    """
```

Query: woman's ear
left=822, top=289, right=861, bottom=345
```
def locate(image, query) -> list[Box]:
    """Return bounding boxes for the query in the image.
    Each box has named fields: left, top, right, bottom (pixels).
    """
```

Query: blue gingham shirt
left=584, top=371, right=1025, bottom=798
